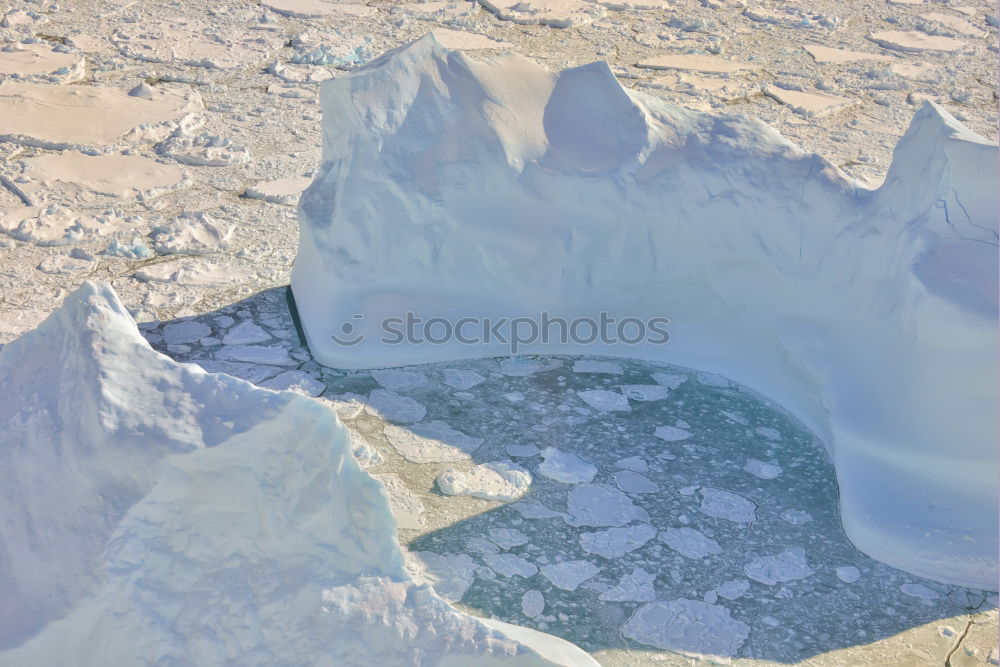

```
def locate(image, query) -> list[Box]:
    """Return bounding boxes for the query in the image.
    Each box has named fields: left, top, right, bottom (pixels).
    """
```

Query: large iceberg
left=0, top=282, right=595, bottom=666
left=292, top=35, right=998, bottom=589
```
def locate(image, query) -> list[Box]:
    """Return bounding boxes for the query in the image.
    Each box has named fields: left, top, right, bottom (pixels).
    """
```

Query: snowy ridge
left=293, top=34, right=998, bottom=589
left=0, top=282, right=595, bottom=666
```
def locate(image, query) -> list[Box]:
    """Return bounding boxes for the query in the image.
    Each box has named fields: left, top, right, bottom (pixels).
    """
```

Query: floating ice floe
left=521, top=590, right=546, bottom=617
left=371, top=368, right=428, bottom=391
left=660, top=527, right=723, bottom=559
left=151, top=211, right=233, bottom=255
left=112, top=16, right=284, bottom=68
left=0, top=205, right=142, bottom=246
left=577, top=388, right=630, bottom=411
left=614, top=456, right=649, bottom=472
left=478, top=0, right=602, bottom=27
left=565, top=483, right=650, bottom=527
left=654, top=424, right=691, bottom=441
left=536, top=447, right=597, bottom=483
left=436, top=461, right=532, bottom=501
left=764, top=84, right=856, bottom=116
left=920, top=12, right=987, bottom=39
left=157, top=130, right=250, bottom=167
left=868, top=30, right=969, bottom=52
left=442, top=368, right=486, bottom=389
left=540, top=560, right=600, bottom=591
left=394, top=0, right=480, bottom=18
left=0, top=42, right=85, bottom=82
left=699, top=487, right=757, bottom=523
left=716, top=578, right=751, bottom=600
left=365, top=388, right=426, bottom=423
left=0, top=282, right=595, bottom=665
left=0, top=83, right=200, bottom=149
left=622, top=599, right=750, bottom=656
left=744, top=458, right=783, bottom=479
left=744, top=548, right=815, bottom=585
left=619, top=384, right=671, bottom=401
left=263, top=0, right=378, bottom=18
left=134, top=257, right=245, bottom=287
left=485, top=553, right=539, bottom=578
left=579, top=524, right=657, bottom=558
left=292, top=35, right=999, bottom=589
left=804, top=44, right=893, bottom=64
left=600, top=567, right=657, bottom=602
left=636, top=54, right=753, bottom=74
left=614, top=470, right=659, bottom=494
left=18, top=152, right=189, bottom=202
left=244, top=175, right=312, bottom=204
left=489, top=527, right=530, bottom=549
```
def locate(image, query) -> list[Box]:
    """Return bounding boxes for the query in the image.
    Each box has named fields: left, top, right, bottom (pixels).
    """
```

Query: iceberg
left=292, top=34, right=998, bottom=589
left=0, top=282, right=595, bottom=666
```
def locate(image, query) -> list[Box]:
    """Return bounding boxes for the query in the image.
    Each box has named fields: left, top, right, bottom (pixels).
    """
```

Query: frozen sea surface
left=132, top=287, right=1000, bottom=665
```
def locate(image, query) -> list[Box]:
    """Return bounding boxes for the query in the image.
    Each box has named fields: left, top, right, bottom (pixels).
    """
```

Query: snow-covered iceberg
left=0, top=282, right=595, bottom=666
left=293, top=34, right=998, bottom=590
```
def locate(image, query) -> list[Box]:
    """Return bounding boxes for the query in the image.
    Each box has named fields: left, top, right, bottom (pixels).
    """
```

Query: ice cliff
left=0, top=282, right=595, bottom=666
left=293, top=34, right=999, bottom=590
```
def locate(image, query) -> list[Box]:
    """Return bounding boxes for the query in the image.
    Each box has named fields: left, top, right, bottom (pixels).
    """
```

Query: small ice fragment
left=700, top=488, right=756, bottom=523
left=540, top=560, right=600, bottom=591
left=565, top=484, right=650, bottom=527
left=781, top=509, right=812, bottom=525
left=651, top=372, right=687, bottom=389
left=371, top=369, right=427, bottom=392
left=577, top=389, right=630, bottom=412
left=365, top=389, right=426, bottom=423
left=442, top=368, right=485, bottom=389
left=536, top=447, right=596, bottom=483
left=660, top=527, right=723, bottom=559
left=488, top=527, right=529, bottom=549
left=744, top=459, right=782, bottom=479
left=654, top=425, right=692, bottom=442
left=620, top=384, right=672, bottom=401
left=521, top=590, right=545, bottom=618
left=599, top=567, right=656, bottom=602
left=900, top=583, right=939, bottom=599
left=579, top=524, right=657, bottom=559
left=745, top=548, right=815, bottom=585
left=716, top=578, right=751, bottom=600
left=614, top=456, right=648, bottom=473
left=484, top=553, right=537, bottom=578
left=614, top=471, right=659, bottom=494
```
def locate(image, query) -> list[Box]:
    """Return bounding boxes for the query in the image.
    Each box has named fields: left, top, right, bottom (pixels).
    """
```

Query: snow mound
left=293, top=34, right=998, bottom=590
left=0, top=282, right=595, bottom=665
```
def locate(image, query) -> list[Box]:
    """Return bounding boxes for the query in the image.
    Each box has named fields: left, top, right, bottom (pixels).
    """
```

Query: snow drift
left=293, top=34, right=999, bottom=590
left=0, top=282, right=595, bottom=666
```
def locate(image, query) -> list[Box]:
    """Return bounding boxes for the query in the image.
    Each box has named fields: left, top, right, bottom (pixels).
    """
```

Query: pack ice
left=0, top=282, right=595, bottom=666
left=293, top=34, right=999, bottom=590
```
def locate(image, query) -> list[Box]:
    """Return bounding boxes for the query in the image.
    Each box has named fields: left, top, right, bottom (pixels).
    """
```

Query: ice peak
left=543, top=60, right=649, bottom=172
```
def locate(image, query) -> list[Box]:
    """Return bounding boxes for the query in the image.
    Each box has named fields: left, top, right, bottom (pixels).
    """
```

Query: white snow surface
left=292, top=34, right=999, bottom=588
left=0, top=282, right=595, bottom=666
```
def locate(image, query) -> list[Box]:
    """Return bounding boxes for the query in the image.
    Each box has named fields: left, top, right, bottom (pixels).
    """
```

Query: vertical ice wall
left=293, top=35, right=999, bottom=589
